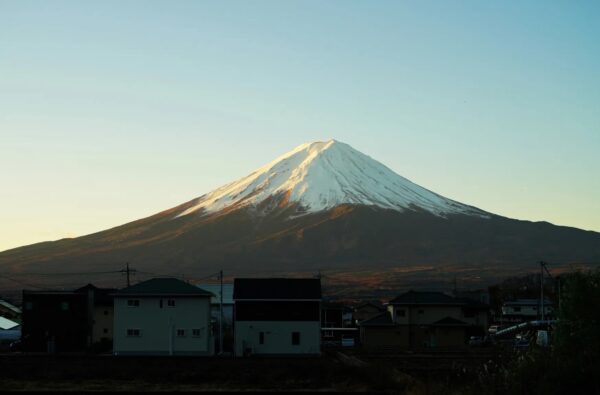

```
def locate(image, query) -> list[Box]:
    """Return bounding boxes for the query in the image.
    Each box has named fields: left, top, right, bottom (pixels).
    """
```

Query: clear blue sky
left=1, top=0, right=599, bottom=251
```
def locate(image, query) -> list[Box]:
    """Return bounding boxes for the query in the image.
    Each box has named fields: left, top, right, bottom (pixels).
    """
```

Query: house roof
left=431, top=316, right=469, bottom=326
left=359, top=312, right=395, bottom=327
left=196, top=284, right=234, bottom=305
left=389, top=290, right=487, bottom=307
left=0, top=300, right=21, bottom=314
left=0, top=316, right=20, bottom=330
left=116, top=278, right=214, bottom=297
left=233, top=278, right=321, bottom=300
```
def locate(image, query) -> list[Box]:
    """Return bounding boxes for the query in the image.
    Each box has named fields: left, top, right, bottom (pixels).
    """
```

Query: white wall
left=235, top=321, right=320, bottom=356
left=113, top=296, right=213, bottom=355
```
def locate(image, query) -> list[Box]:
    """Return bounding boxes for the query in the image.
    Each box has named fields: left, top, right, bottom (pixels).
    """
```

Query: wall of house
left=92, top=305, right=113, bottom=344
left=234, top=321, right=320, bottom=356
left=22, top=293, right=88, bottom=352
left=431, top=327, right=467, bottom=348
left=361, top=326, right=410, bottom=350
left=113, top=296, right=212, bottom=356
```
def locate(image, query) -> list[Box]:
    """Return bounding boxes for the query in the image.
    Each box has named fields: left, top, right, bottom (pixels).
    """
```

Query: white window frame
left=192, top=328, right=202, bottom=338
left=176, top=329, right=186, bottom=337
left=167, top=299, right=176, bottom=308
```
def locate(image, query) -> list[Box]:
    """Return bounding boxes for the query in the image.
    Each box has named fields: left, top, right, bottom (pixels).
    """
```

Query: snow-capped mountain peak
left=176, top=139, right=486, bottom=218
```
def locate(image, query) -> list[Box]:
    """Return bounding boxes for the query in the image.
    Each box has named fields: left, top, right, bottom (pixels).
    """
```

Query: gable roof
left=359, top=312, right=394, bottom=327
left=0, top=316, right=20, bottom=330
left=116, top=278, right=213, bottom=297
left=233, top=278, right=321, bottom=300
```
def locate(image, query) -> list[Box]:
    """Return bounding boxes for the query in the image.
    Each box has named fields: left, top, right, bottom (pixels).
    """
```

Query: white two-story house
left=233, top=278, right=321, bottom=356
left=113, top=278, right=214, bottom=356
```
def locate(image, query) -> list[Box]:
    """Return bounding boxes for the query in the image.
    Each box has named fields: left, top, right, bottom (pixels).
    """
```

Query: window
left=61, top=302, right=69, bottom=311
left=292, top=332, right=300, bottom=345
left=513, top=307, right=521, bottom=312
left=127, top=329, right=141, bottom=337
left=192, top=329, right=202, bottom=337
left=396, top=309, right=406, bottom=317
left=127, top=299, right=140, bottom=308
left=176, top=329, right=185, bottom=337
left=167, top=299, right=176, bottom=307
left=259, top=332, right=265, bottom=345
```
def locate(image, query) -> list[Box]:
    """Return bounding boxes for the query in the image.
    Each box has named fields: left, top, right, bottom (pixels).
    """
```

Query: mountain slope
left=1, top=140, right=599, bottom=293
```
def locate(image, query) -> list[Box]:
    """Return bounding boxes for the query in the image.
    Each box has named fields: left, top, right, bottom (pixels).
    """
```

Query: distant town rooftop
left=389, top=290, right=487, bottom=307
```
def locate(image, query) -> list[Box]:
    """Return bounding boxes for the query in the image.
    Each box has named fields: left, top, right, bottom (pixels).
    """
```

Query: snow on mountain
left=176, top=139, right=488, bottom=218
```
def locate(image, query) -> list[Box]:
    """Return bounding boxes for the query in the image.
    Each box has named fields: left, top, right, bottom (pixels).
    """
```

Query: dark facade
left=21, top=284, right=116, bottom=353
left=233, top=278, right=322, bottom=356
left=361, top=291, right=489, bottom=351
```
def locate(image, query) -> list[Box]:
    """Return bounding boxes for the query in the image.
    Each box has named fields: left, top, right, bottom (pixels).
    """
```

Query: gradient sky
left=1, top=0, right=599, bottom=252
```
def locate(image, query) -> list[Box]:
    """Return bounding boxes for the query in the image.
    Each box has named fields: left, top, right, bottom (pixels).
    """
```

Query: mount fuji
left=1, top=140, right=599, bottom=294
left=176, top=139, right=485, bottom=218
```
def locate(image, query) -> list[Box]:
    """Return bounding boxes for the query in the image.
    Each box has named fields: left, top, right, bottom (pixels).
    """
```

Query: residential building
left=21, top=284, right=115, bottom=353
left=233, top=278, right=321, bottom=356
left=113, top=278, right=214, bottom=356
left=501, top=299, right=554, bottom=323
left=321, top=301, right=358, bottom=346
left=360, top=290, right=489, bottom=350
left=353, top=301, right=385, bottom=325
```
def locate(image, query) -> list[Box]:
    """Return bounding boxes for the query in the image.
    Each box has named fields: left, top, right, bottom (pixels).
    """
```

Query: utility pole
left=219, top=269, right=223, bottom=355
left=540, top=261, right=544, bottom=321
left=120, top=263, right=136, bottom=288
